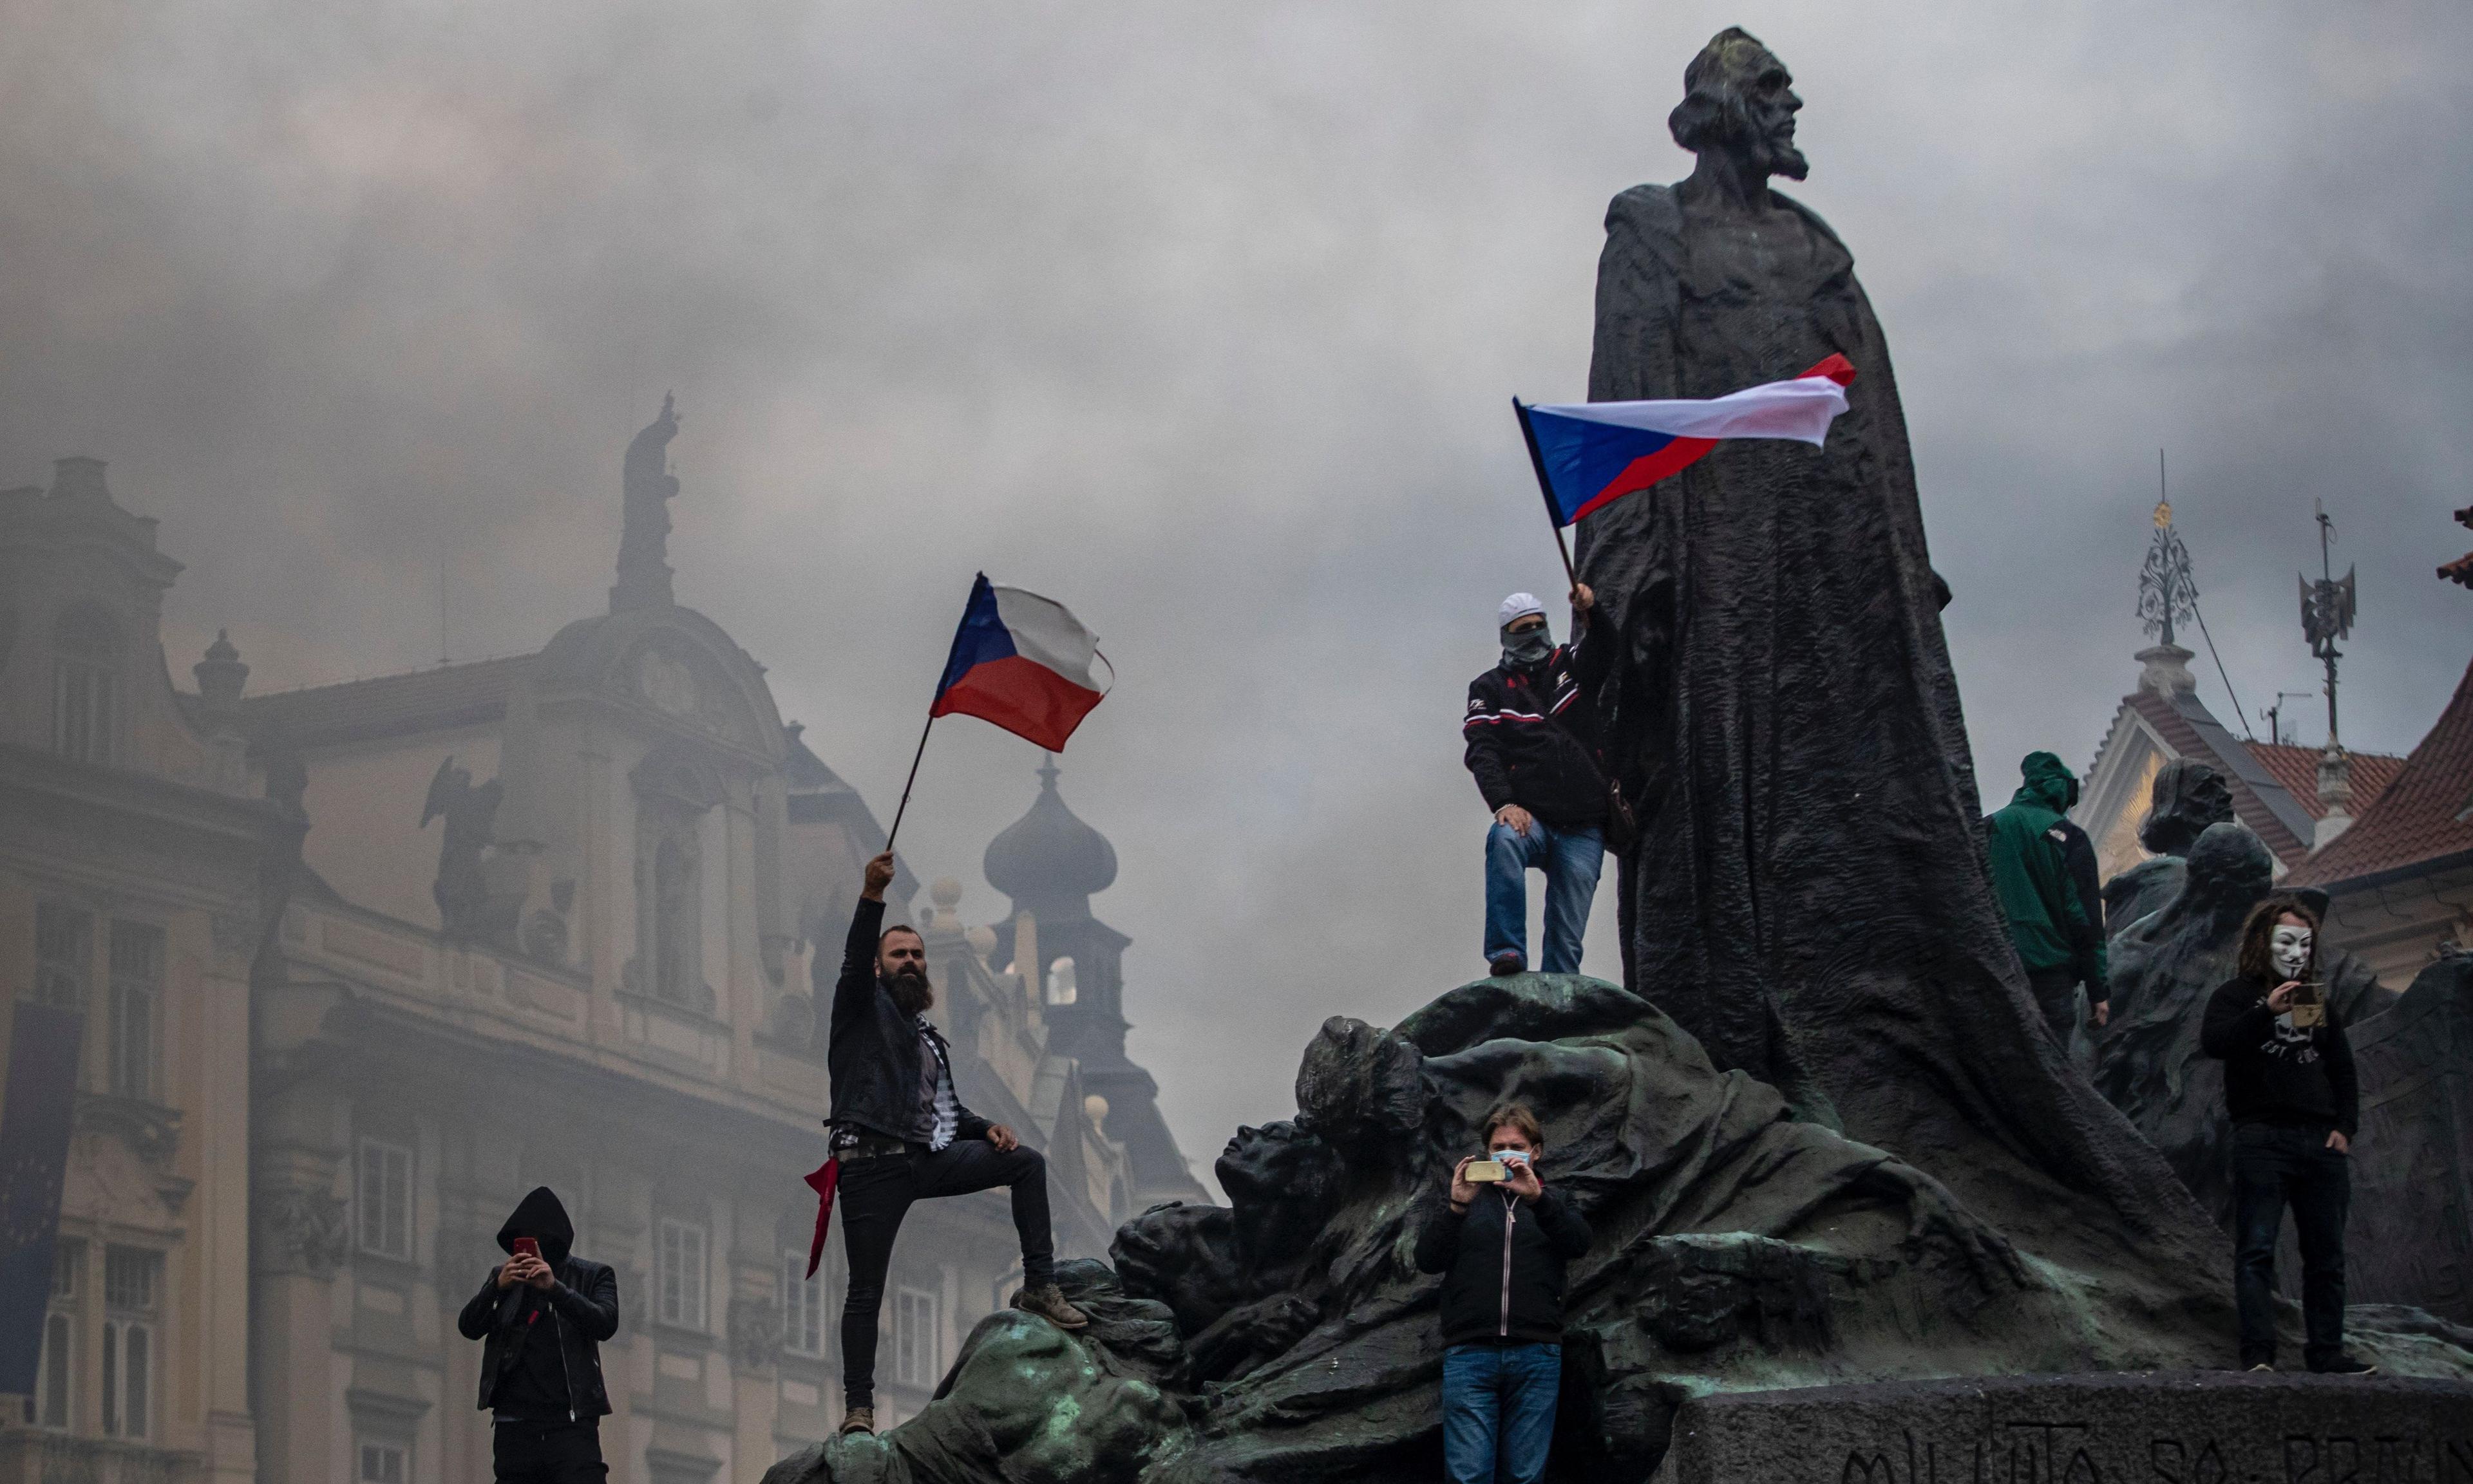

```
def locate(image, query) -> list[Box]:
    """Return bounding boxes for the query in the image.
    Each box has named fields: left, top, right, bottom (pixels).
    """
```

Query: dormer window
left=52, top=605, right=122, bottom=764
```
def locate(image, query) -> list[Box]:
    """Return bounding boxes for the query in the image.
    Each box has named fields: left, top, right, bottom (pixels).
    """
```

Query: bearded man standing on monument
left=825, top=850, right=1088, bottom=1436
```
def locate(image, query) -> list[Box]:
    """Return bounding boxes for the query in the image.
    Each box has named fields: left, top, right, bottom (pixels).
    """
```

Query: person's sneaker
left=838, top=1406, right=875, bottom=1436
left=2309, top=1355, right=2378, bottom=1376
left=2245, top=1362, right=2275, bottom=1373
left=1011, top=1282, right=1090, bottom=1331
left=1488, top=953, right=1526, bottom=978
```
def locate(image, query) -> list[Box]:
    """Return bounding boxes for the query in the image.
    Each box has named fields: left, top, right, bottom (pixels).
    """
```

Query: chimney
left=2311, top=744, right=2354, bottom=851
left=48, top=456, right=111, bottom=505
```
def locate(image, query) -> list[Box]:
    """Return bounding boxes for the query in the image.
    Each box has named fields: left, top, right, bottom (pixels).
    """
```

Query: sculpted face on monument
left=1668, top=28, right=1807, bottom=182
left=2139, top=758, right=2236, bottom=858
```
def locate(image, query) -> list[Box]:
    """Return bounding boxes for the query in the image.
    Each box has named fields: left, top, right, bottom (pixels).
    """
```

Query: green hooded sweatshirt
left=1983, top=751, right=2105, bottom=984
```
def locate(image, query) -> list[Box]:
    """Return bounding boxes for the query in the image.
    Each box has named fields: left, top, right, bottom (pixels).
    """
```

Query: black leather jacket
left=456, top=1257, right=618, bottom=1418
left=822, top=896, right=991, bottom=1145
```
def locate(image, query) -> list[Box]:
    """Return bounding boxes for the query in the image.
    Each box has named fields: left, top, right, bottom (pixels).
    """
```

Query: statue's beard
left=1754, top=125, right=1808, bottom=181
left=887, top=968, right=934, bottom=1017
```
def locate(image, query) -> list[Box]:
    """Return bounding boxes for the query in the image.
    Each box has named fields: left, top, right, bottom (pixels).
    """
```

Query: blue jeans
left=1442, top=1342, right=1560, bottom=1484
left=1484, top=821, right=1602, bottom=973
left=2231, top=1122, right=2349, bottom=1368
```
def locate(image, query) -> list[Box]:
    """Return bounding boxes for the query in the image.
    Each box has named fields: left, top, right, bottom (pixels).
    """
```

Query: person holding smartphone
left=2199, top=896, right=2373, bottom=1376
left=455, top=1187, right=621, bottom=1482
left=1412, top=1104, right=1591, bottom=1484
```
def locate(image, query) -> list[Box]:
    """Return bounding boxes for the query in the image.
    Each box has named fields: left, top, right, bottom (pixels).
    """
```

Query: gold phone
left=2289, top=979, right=2324, bottom=1029
left=1465, top=1160, right=1508, bottom=1183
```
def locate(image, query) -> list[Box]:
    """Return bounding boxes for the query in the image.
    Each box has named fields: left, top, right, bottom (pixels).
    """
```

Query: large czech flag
left=1517, top=355, right=1857, bottom=527
left=929, top=574, right=1108, bottom=752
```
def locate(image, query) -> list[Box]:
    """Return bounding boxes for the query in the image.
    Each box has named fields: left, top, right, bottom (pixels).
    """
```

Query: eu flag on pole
left=1517, top=355, right=1857, bottom=527
left=929, top=574, right=1108, bottom=753
left=0, top=1000, right=86, bottom=1395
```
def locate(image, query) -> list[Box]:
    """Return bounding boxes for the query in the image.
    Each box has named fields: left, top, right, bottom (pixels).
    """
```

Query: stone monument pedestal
left=1649, top=1372, right=2473, bottom=1483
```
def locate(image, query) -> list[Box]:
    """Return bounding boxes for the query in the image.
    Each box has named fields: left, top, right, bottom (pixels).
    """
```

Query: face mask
left=1502, top=627, right=1552, bottom=668
left=2269, top=925, right=2313, bottom=982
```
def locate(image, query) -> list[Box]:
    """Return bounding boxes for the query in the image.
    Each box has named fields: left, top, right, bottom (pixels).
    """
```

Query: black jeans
left=2023, top=965, right=2081, bottom=1045
left=2231, top=1122, right=2350, bottom=1368
left=837, top=1139, right=1056, bottom=1407
left=491, top=1419, right=604, bottom=1484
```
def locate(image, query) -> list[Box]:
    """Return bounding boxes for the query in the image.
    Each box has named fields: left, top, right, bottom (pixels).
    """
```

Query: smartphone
left=512, top=1237, right=541, bottom=1261
left=2289, top=980, right=2325, bottom=1029
left=1465, top=1160, right=1508, bottom=1183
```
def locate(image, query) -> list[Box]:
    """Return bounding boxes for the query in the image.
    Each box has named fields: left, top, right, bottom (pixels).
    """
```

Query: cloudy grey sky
left=6, top=1, right=2468, bottom=1194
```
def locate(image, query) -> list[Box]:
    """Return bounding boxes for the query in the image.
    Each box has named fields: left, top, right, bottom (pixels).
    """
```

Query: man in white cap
left=1462, top=583, right=1608, bottom=976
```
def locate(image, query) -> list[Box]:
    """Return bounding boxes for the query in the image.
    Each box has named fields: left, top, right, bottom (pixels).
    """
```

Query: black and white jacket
left=1463, top=622, right=1613, bottom=831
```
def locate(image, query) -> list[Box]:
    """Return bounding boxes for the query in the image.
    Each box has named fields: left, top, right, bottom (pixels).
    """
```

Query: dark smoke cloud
left=5, top=1, right=2468, bottom=1194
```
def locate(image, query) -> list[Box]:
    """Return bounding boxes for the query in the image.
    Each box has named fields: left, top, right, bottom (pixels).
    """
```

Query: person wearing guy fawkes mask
left=822, top=850, right=1088, bottom=1437
left=2199, top=895, right=2373, bottom=1375
left=1463, top=585, right=1612, bottom=976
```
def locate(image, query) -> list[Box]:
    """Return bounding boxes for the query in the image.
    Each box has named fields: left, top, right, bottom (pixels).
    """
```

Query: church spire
left=611, top=393, right=681, bottom=613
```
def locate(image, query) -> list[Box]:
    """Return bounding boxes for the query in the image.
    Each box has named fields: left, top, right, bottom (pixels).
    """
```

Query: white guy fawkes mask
left=2269, top=923, right=2314, bottom=982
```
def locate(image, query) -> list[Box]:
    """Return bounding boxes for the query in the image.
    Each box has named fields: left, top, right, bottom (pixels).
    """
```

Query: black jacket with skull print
left=2200, top=974, right=2358, bottom=1139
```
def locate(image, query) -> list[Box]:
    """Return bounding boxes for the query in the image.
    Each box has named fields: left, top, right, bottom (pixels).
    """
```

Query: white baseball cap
left=1499, top=592, right=1545, bottom=628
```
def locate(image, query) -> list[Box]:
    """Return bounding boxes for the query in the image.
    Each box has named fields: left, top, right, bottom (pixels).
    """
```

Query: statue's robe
left=1579, top=180, right=2218, bottom=1273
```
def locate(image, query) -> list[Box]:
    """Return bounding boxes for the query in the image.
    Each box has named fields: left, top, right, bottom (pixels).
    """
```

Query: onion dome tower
left=985, top=757, right=1204, bottom=1206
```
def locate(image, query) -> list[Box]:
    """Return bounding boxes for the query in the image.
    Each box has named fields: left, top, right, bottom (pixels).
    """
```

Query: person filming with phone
left=455, top=1187, right=621, bottom=1483
left=2199, top=896, right=2373, bottom=1376
left=1413, top=1104, right=1591, bottom=1484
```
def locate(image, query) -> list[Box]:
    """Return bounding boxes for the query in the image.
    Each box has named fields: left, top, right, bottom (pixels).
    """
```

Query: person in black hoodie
left=455, top=1187, right=620, bottom=1482
left=2199, top=895, right=2373, bottom=1376
left=1413, top=1104, right=1592, bottom=1484
left=1463, top=586, right=1612, bottom=977
left=824, top=851, right=1088, bottom=1438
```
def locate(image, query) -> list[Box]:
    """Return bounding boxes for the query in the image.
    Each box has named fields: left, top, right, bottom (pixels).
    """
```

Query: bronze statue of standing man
left=1579, top=30, right=2215, bottom=1270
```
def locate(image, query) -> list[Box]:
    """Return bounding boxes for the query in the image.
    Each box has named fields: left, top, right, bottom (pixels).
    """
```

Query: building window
left=357, top=1441, right=408, bottom=1484
left=1045, top=956, right=1078, bottom=1007
left=655, top=1219, right=706, bottom=1331
left=892, top=1287, right=939, bottom=1389
left=357, top=1138, right=414, bottom=1261
left=109, top=922, right=164, bottom=1101
left=652, top=834, right=697, bottom=1004
left=33, top=903, right=93, bottom=1010
left=52, top=605, right=122, bottom=765
left=781, top=1250, right=822, bottom=1358
left=36, top=1312, right=73, bottom=1429
left=100, top=1247, right=158, bottom=1441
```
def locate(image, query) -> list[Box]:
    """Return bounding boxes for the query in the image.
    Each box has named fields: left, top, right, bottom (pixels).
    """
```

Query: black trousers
left=491, top=1419, right=604, bottom=1484
left=2231, top=1122, right=2350, bottom=1368
left=837, top=1140, right=1056, bottom=1407
left=2024, top=965, right=2081, bottom=1045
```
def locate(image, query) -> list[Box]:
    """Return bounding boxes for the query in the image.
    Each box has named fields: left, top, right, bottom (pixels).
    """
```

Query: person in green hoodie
left=1983, top=751, right=2110, bottom=1044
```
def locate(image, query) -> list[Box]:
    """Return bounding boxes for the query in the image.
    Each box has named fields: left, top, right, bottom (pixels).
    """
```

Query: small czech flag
left=1517, top=355, right=1857, bottom=527
left=929, top=574, right=1108, bottom=752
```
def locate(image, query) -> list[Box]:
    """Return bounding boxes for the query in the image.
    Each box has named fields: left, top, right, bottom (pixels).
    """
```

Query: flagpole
left=1513, top=398, right=1582, bottom=596
left=883, top=710, right=936, bottom=856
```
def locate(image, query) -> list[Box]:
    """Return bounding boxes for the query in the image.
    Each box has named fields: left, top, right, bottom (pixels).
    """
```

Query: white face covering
left=2269, top=923, right=2313, bottom=982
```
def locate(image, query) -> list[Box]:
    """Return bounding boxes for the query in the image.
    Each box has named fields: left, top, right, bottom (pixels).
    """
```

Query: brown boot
left=1010, top=1282, right=1090, bottom=1330
left=838, top=1406, right=875, bottom=1436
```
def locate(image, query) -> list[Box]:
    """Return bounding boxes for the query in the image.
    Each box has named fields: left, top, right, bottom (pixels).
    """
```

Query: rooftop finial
left=2136, top=451, right=2197, bottom=649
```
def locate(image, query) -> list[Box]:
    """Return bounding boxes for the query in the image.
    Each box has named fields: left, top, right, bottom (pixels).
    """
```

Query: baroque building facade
left=0, top=408, right=1192, bottom=1484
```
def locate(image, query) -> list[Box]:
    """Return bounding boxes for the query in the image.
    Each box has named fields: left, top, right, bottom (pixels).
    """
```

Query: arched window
left=53, top=605, right=122, bottom=764
left=1045, top=956, right=1078, bottom=1007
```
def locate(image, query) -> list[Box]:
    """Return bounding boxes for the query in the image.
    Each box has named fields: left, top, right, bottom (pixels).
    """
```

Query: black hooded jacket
left=455, top=1187, right=620, bottom=1420
left=823, top=896, right=992, bottom=1145
left=1413, top=1181, right=1592, bottom=1347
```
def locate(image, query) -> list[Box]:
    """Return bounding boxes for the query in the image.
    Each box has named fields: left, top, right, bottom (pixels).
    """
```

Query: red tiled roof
left=2288, top=653, right=2473, bottom=887
left=2250, top=742, right=2406, bottom=822
left=241, top=655, right=531, bottom=748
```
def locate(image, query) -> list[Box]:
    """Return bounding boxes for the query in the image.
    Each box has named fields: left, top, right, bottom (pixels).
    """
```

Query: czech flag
left=929, top=574, right=1108, bottom=752
left=1516, top=355, right=1857, bottom=527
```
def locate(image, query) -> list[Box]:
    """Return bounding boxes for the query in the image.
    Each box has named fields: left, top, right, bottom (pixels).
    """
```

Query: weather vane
left=2136, top=452, right=2199, bottom=646
left=2298, top=498, right=2356, bottom=749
